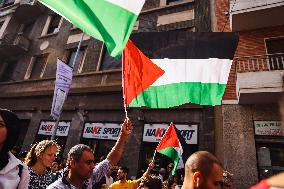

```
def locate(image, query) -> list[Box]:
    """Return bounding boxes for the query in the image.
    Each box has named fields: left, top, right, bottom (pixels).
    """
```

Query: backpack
left=16, top=164, right=23, bottom=189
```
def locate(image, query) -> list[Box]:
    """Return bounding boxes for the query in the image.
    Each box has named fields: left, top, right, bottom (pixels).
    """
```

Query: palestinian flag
left=123, top=32, right=239, bottom=108
left=156, top=123, right=187, bottom=175
left=39, top=0, right=145, bottom=58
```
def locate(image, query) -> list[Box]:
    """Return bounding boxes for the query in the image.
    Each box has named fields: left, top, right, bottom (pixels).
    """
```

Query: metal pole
left=51, top=119, right=60, bottom=140
left=71, top=32, right=85, bottom=69
left=51, top=32, right=85, bottom=140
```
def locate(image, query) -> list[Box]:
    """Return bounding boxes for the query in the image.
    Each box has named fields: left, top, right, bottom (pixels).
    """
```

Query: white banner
left=51, top=59, right=73, bottom=120
left=83, top=123, right=121, bottom=140
left=38, top=121, right=71, bottom=136
left=143, top=124, right=198, bottom=144
left=254, top=121, right=283, bottom=136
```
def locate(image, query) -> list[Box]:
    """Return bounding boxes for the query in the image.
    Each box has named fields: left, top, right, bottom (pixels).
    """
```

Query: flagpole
left=51, top=32, right=85, bottom=140
left=121, top=48, right=128, bottom=119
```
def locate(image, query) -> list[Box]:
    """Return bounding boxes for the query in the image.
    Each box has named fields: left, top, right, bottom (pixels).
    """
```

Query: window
left=66, top=47, right=86, bottom=73
left=47, top=15, right=61, bottom=34
left=265, top=37, right=284, bottom=70
left=29, top=55, right=48, bottom=79
left=2, top=0, right=15, bottom=7
left=0, top=61, right=17, bottom=82
left=166, top=0, right=184, bottom=5
left=100, top=46, right=121, bottom=71
left=41, top=15, right=62, bottom=36
left=256, top=143, right=284, bottom=179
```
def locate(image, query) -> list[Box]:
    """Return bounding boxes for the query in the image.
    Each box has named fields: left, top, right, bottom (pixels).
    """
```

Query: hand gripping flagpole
left=51, top=32, right=85, bottom=140
left=121, top=48, right=128, bottom=119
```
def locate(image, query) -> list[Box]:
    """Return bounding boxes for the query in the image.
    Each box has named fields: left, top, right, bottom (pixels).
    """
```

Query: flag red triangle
left=123, top=40, right=165, bottom=106
left=156, top=123, right=180, bottom=150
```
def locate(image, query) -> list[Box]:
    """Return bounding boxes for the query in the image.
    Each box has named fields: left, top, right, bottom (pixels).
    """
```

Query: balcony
left=14, top=0, right=45, bottom=23
left=0, top=33, right=30, bottom=58
left=236, top=53, right=284, bottom=104
left=230, top=0, right=284, bottom=31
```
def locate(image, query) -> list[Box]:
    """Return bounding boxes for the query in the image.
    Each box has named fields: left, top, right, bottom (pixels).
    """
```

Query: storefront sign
left=254, top=121, right=283, bottom=136
left=143, top=124, right=198, bottom=144
left=83, top=123, right=121, bottom=140
left=38, top=121, right=71, bottom=136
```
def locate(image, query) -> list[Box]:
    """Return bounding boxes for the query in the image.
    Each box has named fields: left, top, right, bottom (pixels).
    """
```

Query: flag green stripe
left=129, top=82, right=227, bottom=107
left=39, top=0, right=137, bottom=58
left=157, top=147, right=180, bottom=175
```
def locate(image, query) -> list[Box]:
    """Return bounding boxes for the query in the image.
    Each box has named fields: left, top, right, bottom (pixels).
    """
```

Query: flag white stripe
left=105, top=0, right=145, bottom=15
left=151, top=58, right=232, bottom=86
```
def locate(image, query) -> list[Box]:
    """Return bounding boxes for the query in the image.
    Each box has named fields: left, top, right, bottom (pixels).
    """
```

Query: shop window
left=256, top=143, right=284, bottom=179
left=265, top=37, right=284, bottom=70
left=66, top=47, right=86, bottom=73
left=100, top=46, right=121, bottom=71
left=41, top=15, right=62, bottom=36
left=2, top=0, right=15, bottom=7
left=15, top=119, right=30, bottom=149
left=29, top=55, right=48, bottom=79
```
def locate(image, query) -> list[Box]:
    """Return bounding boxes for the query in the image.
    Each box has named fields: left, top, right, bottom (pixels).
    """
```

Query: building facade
left=0, top=0, right=214, bottom=179
left=214, top=0, right=284, bottom=188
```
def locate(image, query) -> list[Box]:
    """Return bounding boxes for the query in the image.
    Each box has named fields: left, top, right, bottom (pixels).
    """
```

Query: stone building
left=0, top=0, right=213, bottom=179
left=213, top=0, right=284, bottom=188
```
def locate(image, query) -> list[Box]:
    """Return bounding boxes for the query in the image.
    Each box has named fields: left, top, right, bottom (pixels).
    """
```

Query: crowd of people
left=0, top=107, right=284, bottom=189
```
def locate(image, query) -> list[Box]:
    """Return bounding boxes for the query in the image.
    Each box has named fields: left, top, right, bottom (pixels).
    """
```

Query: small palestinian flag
left=122, top=32, right=239, bottom=108
left=156, top=123, right=187, bottom=175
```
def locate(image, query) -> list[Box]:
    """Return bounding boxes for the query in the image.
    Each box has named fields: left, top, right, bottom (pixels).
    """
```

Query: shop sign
left=254, top=121, right=283, bottom=136
left=143, top=124, right=198, bottom=144
left=83, top=123, right=121, bottom=140
left=38, top=121, right=71, bottom=136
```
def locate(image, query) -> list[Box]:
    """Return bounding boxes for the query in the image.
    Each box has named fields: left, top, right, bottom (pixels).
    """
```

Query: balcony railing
left=235, top=53, right=284, bottom=73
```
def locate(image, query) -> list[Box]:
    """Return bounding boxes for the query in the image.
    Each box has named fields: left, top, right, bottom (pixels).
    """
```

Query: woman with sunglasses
left=0, top=109, right=29, bottom=189
left=25, top=140, right=60, bottom=189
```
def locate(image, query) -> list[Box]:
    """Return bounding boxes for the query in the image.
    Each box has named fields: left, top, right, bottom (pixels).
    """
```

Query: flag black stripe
left=130, top=31, right=239, bottom=59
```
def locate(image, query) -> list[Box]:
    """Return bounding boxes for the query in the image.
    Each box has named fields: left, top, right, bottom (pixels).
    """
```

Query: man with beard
left=181, top=151, right=224, bottom=189
left=109, top=162, right=154, bottom=189
left=47, top=118, right=134, bottom=189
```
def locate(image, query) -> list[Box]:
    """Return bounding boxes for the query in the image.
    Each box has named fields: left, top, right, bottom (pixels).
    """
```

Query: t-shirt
left=109, top=180, right=139, bottom=189
left=47, top=159, right=111, bottom=189
left=250, top=180, right=284, bottom=189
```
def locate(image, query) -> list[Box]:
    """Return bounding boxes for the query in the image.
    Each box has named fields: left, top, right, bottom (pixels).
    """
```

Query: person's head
left=223, top=170, right=233, bottom=189
left=0, top=109, right=21, bottom=170
left=101, top=184, right=108, bottom=189
left=117, top=166, right=129, bottom=181
left=18, top=151, right=28, bottom=163
left=167, top=163, right=174, bottom=173
left=67, top=144, right=95, bottom=180
left=138, top=175, right=163, bottom=189
left=51, top=162, right=59, bottom=173
left=25, top=140, right=59, bottom=168
left=0, top=109, right=20, bottom=152
left=159, top=168, right=166, bottom=176
left=168, top=179, right=177, bottom=189
left=11, top=146, right=20, bottom=156
left=182, top=151, right=223, bottom=189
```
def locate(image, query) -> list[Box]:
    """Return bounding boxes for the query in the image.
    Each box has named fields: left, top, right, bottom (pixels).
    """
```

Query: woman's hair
left=140, top=175, right=163, bottom=189
left=25, top=140, right=59, bottom=167
left=0, top=109, right=21, bottom=170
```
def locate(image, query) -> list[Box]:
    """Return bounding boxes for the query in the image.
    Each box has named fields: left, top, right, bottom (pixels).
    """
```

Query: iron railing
left=235, top=53, right=284, bottom=73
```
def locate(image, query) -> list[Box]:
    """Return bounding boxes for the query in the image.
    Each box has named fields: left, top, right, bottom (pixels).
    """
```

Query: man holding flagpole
left=47, top=118, right=133, bottom=189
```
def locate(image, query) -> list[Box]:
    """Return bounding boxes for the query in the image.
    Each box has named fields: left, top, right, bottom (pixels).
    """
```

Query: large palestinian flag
left=123, top=32, right=238, bottom=108
left=156, top=123, right=187, bottom=175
